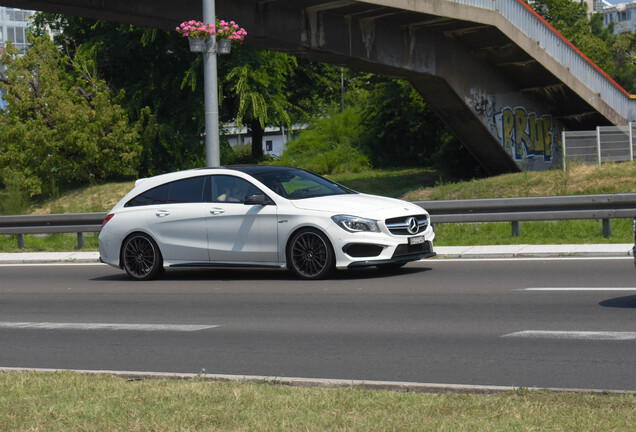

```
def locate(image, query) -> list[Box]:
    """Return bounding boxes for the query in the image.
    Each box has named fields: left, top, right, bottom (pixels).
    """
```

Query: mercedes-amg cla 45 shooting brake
left=99, top=166, right=436, bottom=280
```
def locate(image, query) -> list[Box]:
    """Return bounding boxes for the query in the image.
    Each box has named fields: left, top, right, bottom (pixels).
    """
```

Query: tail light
left=102, top=214, right=114, bottom=227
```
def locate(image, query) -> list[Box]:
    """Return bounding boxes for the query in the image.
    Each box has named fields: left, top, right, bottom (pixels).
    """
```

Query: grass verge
left=1, top=371, right=635, bottom=431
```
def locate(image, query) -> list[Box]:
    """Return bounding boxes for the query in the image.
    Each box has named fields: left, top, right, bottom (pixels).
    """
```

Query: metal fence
left=562, top=122, right=635, bottom=170
left=3, top=193, right=636, bottom=249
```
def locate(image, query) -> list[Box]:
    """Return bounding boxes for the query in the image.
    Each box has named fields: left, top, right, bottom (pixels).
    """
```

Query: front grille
left=393, top=241, right=432, bottom=258
left=385, top=215, right=428, bottom=235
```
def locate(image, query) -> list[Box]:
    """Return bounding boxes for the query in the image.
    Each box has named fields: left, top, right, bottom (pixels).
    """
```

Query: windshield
left=247, top=168, right=356, bottom=200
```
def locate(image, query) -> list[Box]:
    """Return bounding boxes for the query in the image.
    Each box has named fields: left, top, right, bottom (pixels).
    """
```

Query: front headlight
left=332, top=215, right=380, bottom=233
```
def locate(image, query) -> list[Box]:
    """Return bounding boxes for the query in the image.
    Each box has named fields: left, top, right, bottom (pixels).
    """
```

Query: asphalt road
left=1, top=258, right=635, bottom=391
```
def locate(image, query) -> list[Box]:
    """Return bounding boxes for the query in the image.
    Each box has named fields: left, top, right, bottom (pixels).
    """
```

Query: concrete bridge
left=3, top=0, right=635, bottom=174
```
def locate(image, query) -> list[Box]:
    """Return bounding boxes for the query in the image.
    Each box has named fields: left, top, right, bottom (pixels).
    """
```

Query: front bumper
left=346, top=240, right=435, bottom=269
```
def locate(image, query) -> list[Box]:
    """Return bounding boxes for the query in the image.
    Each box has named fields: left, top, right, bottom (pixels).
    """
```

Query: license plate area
left=409, top=236, right=425, bottom=245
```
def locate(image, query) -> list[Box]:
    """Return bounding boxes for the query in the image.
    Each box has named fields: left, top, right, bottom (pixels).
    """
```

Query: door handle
left=209, top=208, right=226, bottom=215
left=155, top=210, right=170, bottom=217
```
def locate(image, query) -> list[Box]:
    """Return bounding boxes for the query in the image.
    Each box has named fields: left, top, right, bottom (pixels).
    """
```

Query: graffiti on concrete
left=496, top=107, right=553, bottom=162
left=465, top=89, right=556, bottom=163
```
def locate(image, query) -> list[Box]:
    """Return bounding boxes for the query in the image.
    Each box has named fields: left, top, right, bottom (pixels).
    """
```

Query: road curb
left=0, top=245, right=633, bottom=264
left=0, top=252, right=100, bottom=264
left=0, top=367, right=633, bottom=395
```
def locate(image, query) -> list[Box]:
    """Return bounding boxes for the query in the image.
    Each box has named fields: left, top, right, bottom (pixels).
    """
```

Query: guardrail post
left=511, top=221, right=520, bottom=237
left=629, top=121, right=634, bottom=161
left=633, top=217, right=636, bottom=257
left=597, top=126, right=602, bottom=165
left=77, top=232, right=84, bottom=250
left=602, top=219, right=611, bottom=238
left=17, top=234, right=24, bottom=249
left=562, top=130, right=567, bottom=172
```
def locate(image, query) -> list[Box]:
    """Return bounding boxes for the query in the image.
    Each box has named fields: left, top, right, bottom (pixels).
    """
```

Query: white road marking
left=502, top=331, right=636, bottom=340
left=0, top=322, right=219, bottom=332
left=521, top=287, right=636, bottom=292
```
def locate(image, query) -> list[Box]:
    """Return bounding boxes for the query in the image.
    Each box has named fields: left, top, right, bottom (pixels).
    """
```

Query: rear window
left=125, top=176, right=208, bottom=207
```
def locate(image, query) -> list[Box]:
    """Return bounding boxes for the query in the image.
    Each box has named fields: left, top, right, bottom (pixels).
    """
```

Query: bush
left=276, top=109, right=370, bottom=174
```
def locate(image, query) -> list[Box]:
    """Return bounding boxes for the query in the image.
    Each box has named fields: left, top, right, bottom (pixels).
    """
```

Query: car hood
left=289, top=193, right=424, bottom=217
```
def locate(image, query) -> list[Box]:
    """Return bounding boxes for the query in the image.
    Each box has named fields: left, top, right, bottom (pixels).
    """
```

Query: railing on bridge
left=446, top=0, right=635, bottom=120
left=562, top=123, right=636, bottom=169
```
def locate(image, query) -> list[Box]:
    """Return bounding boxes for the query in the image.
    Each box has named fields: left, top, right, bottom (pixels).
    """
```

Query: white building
left=0, top=7, right=33, bottom=54
left=585, top=0, right=606, bottom=14
left=223, top=124, right=306, bottom=158
left=1, top=7, right=34, bottom=110
left=603, top=1, right=636, bottom=33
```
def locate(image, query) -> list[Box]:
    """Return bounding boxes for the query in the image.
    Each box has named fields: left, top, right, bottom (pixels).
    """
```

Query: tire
left=121, top=233, right=164, bottom=281
left=287, top=228, right=335, bottom=280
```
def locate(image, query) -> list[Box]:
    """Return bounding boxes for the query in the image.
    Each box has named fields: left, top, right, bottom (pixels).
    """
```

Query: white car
left=99, top=166, right=436, bottom=280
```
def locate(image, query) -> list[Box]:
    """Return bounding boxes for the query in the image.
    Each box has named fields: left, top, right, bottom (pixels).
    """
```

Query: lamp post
left=202, top=0, right=220, bottom=167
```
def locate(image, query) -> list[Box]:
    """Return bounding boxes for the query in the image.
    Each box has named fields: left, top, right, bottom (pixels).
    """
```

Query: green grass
left=1, top=371, right=635, bottom=431
left=0, top=233, right=100, bottom=252
left=434, top=219, right=634, bottom=246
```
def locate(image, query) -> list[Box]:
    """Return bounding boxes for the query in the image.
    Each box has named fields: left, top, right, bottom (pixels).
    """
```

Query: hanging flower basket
left=188, top=37, right=207, bottom=53
left=177, top=19, right=246, bottom=55
left=217, top=39, right=232, bottom=54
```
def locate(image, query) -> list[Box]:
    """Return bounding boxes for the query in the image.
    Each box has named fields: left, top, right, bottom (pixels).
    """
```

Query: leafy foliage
left=221, top=46, right=296, bottom=159
left=30, top=14, right=209, bottom=176
left=0, top=36, right=141, bottom=198
left=357, top=77, right=482, bottom=178
left=529, top=0, right=636, bottom=93
left=277, top=109, right=370, bottom=174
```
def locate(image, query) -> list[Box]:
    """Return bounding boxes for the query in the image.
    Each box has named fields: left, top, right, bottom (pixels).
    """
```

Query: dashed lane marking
left=0, top=322, right=220, bottom=332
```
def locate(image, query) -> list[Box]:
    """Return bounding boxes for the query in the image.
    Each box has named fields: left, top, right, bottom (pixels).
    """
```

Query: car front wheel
left=287, top=228, right=334, bottom=280
left=122, top=233, right=164, bottom=281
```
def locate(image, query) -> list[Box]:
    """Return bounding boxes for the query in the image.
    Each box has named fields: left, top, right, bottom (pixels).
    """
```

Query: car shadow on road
left=599, top=295, right=636, bottom=309
left=91, top=266, right=432, bottom=282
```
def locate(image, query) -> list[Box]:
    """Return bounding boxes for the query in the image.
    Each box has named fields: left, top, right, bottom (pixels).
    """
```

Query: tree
left=0, top=36, right=141, bottom=198
left=529, top=0, right=614, bottom=77
left=31, top=14, right=207, bottom=176
left=221, top=46, right=296, bottom=159
left=357, top=76, right=482, bottom=178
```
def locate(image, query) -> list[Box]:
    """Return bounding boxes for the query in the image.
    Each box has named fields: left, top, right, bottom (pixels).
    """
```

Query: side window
left=211, top=175, right=261, bottom=203
left=126, top=183, right=170, bottom=207
left=167, top=176, right=206, bottom=203
left=126, top=176, right=207, bottom=207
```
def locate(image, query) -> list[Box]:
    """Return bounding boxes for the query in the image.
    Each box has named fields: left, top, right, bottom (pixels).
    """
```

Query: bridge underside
left=1, top=0, right=621, bottom=174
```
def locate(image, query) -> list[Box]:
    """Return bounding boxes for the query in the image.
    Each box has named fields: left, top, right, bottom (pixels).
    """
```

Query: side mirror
left=244, top=193, right=272, bottom=205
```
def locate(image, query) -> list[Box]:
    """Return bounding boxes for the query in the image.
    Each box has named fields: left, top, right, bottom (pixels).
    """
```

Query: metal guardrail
left=0, top=212, right=106, bottom=249
left=2, top=194, right=636, bottom=248
left=416, top=193, right=636, bottom=237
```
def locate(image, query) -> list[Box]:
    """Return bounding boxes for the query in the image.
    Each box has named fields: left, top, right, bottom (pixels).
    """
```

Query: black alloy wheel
left=122, top=233, right=164, bottom=281
left=287, top=228, right=334, bottom=280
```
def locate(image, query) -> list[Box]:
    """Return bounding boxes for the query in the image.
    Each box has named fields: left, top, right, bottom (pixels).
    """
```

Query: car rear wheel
left=122, top=233, right=164, bottom=281
left=287, top=228, right=334, bottom=280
